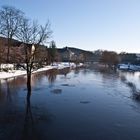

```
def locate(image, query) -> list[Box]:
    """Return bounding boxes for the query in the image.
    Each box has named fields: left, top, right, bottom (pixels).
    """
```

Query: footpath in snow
left=0, top=62, right=83, bottom=80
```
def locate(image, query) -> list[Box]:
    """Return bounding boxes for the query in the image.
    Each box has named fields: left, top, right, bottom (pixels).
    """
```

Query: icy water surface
left=0, top=66, right=140, bottom=140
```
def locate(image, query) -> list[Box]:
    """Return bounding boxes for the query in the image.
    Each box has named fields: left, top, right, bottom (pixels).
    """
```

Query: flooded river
left=0, top=66, right=140, bottom=140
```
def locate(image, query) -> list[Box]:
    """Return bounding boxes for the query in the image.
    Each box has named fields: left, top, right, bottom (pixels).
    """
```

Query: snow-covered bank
left=0, top=62, right=83, bottom=80
left=118, top=64, right=140, bottom=71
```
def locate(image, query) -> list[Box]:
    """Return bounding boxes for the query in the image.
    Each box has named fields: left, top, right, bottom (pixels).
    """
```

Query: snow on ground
left=0, top=64, right=14, bottom=69
left=0, top=62, right=83, bottom=80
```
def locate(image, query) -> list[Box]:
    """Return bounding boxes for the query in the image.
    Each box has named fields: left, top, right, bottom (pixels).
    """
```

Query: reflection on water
left=0, top=66, right=140, bottom=140
left=120, top=74, right=140, bottom=100
left=0, top=77, right=26, bottom=103
left=45, top=68, right=70, bottom=87
left=22, top=91, right=39, bottom=140
left=46, top=69, right=57, bottom=85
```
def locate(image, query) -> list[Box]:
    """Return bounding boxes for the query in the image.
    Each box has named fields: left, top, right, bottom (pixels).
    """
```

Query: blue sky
left=0, top=0, right=140, bottom=53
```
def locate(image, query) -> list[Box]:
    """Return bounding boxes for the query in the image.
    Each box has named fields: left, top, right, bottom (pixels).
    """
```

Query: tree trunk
left=27, top=73, right=31, bottom=93
left=7, top=38, right=10, bottom=63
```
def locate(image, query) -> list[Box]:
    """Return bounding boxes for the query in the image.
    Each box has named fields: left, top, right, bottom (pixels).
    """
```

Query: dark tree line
left=119, top=52, right=139, bottom=64
left=99, top=50, right=140, bottom=68
left=100, top=51, right=120, bottom=67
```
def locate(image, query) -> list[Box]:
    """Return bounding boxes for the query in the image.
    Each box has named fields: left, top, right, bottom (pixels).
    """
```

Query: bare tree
left=0, top=5, right=24, bottom=62
left=17, top=18, right=52, bottom=91
left=100, top=51, right=120, bottom=68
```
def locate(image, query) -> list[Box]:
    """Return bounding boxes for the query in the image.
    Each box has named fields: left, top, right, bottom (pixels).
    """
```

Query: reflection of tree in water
left=81, top=68, right=89, bottom=75
left=95, top=66, right=140, bottom=101
left=120, top=75, right=140, bottom=100
left=95, top=67, right=140, bottom=100
left=74, top=67, right=80, bottom=75
left=0, top=80, right=14, bottom=102
left=59, top=67, right=70, bottom=77
left=22, top=88, right=50, bottom=140
left=6, top=79, right=13, bottom=102
left=127, top=82, right=140, bottom=100
left=46, top=69, right=57, bottom=86
left=99, top=67, right=117, bottom=74
left=0, top=77, right=42, bottom=140
left=0, top=77, right=26, bottom=103
left=97, top=67, right=119, bottom=85
left=31, top=73, right=46, bottom=86
left=0, top=80, right=5, bottom=102
left=45, top=68, right=71, bottom=88
left=22, top=90, right=40, bottom=140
